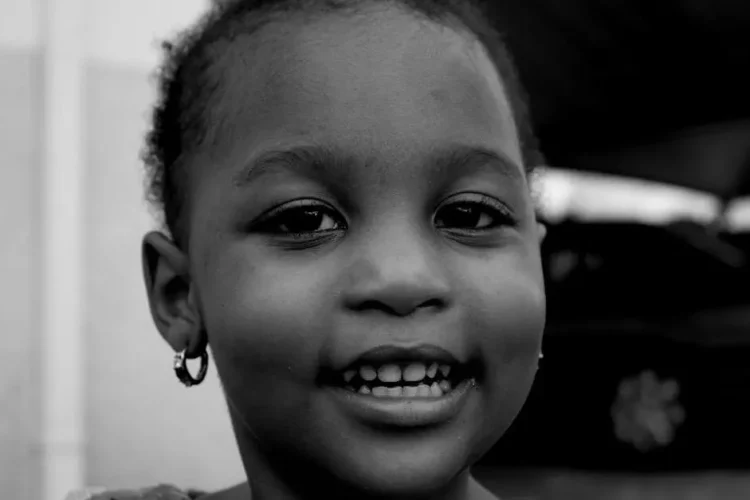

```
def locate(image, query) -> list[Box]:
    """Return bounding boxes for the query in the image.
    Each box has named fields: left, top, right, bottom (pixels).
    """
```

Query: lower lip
left=326, top=378, right=476, bottom=428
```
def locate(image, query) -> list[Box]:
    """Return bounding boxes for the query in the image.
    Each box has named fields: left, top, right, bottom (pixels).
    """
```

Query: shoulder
left=64, top=484, right=207, bottom=500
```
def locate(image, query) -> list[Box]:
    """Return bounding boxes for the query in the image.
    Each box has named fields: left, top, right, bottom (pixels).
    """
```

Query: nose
left=342, top=223, right=452, bottom=317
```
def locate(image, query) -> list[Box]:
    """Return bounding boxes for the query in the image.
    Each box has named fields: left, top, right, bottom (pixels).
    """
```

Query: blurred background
left=1, top=0, right=749, bottom=499
left=1, top=1, right=244, bottom=498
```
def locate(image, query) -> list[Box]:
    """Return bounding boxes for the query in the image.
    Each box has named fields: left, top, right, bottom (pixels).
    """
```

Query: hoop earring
left=174, top=348, right=209, bottom=387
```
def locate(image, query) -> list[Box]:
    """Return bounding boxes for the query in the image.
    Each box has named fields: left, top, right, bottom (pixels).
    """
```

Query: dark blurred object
left=542, top=220, right=750, bottom=321
left=477, top=220, right=750, bottom=471
left=489, top=0, right=750, bottom=197
left=477, top=0, right=750, bottom=476
left=480, top=329, right=750, bottom=471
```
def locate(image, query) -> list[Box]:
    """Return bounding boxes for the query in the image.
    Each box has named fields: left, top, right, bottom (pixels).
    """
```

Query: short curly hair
left=141, top=0, right=542, bottom=247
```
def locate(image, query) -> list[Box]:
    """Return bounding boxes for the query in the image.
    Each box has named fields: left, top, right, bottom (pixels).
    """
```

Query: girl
left=71, top=0, right=547, bottom=498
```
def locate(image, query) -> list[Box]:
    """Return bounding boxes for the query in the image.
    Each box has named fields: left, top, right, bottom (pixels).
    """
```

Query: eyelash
left=251, top=195, right=516, bottom=240
left=434, top=194, right=517, bottom=233
left=252, top=199, right=347, bottom=239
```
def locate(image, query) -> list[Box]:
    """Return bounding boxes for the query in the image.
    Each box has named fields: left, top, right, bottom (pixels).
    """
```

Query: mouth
left=320, top=344, right=477, bottom=399
left=321, top=345, right=479, bottom=428
left=334, top=361, right=473, bottom=398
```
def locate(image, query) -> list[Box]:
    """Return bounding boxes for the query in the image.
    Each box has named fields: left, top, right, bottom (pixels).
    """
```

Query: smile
left=339, top=361, right=470, bottom=398
left=322, top=344, right=478, bottom=428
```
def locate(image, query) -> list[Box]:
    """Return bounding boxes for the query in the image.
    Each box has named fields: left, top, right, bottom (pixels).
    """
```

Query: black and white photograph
left=2, top=0, right=749, bottom=499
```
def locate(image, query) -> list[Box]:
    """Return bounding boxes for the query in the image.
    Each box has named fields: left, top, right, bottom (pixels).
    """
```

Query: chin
left=328, top=429, right=479, bottom=498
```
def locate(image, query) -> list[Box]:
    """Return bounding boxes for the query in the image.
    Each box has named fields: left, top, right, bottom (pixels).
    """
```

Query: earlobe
left=142, top=231, right=206, bottom=358
left=537, top=221, right=547, bottom=244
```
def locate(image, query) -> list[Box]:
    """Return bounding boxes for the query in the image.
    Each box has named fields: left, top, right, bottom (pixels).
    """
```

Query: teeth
left=430, top=382, right=443, bottom=397
left=360, top=365, right=377, bottom=381
left=386, top=386, right=403, bottom=397
left=352, top=382, right=455, bottom=398
left=402, top=362, right=427, bottom=382
left=377, top=364, right=402, bottom=383
left=343, top=360, right=462, bottom=397
left=403, top=385, right=419, bottom=397
left=372, top=386, right=388, bottom=397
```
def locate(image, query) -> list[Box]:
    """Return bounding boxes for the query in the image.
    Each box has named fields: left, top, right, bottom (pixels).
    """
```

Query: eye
left=434, top=195, right=515, bottom=231
left=254, top=200, right=346, bottom=236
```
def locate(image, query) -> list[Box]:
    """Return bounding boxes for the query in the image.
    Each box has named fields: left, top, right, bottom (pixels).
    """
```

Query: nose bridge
left=343, top=215, right=451, bottom=316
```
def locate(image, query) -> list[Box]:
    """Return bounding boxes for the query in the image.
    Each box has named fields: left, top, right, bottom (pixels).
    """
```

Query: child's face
left=181, top=7, right=544, bottom=497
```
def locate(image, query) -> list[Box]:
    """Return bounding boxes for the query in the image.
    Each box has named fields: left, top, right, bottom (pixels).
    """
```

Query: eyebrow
left=232, top=145, right=353, bottom=187
left=232, top=143, right=525, bottom=188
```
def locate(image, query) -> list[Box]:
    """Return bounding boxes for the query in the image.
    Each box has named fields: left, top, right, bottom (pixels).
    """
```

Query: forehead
left=202, top=5, right=522, bottom=178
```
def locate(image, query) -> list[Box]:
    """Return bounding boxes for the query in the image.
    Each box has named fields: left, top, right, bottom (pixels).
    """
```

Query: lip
left=337, top=343, right=464, bottom=372
left=326, top=377, right=476, bottom=428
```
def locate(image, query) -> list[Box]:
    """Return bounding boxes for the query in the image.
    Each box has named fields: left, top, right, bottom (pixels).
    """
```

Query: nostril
left=349, top=299, right=389, bottom=313
left=418, top=298, right=444, bottom=310
left=349, top=297, right=446, bottom=317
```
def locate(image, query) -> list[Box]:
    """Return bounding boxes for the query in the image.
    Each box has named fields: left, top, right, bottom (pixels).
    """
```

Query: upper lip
left=340, top=343, right=462, bottom=371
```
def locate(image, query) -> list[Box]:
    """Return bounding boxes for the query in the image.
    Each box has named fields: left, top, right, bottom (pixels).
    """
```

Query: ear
left=142, top=231, right=207, bottom=358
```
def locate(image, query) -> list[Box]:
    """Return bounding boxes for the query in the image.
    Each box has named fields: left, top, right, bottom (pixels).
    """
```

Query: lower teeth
left=347, top=380, right=453, bottom=398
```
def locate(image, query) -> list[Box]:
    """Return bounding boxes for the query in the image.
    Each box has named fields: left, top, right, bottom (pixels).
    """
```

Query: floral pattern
left=611, top=370, right=685, bottom=452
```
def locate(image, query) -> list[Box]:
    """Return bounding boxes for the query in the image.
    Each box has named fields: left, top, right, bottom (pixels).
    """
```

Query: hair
left=141, top=0, right=543, bottom=247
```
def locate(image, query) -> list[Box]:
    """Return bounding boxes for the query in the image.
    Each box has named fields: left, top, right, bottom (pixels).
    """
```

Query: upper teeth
left=378, top=364, right=402, bottom=383
left=360, top=366, right=377, bottom=381
left=345, top=362, right=450, bottom=384
left=403, top=363, right=427, bottom=382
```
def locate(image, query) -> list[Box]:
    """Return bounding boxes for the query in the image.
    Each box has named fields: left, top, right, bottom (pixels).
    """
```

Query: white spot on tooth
left=427, top=363, right=438, bottom=378
left=430, top=382, right=443, bottom=397
left=417, top=384, right=431, bottom=397
left=377, top=364, right=402, bottom=383
left=344, top=370, right=356, bottom=383
left=403, top=362, right=427, bottom=382
left=439, top=379, right=451, bottom=392
left=439, top=364, right=451, bottom=377
left=359, top=385, right=371, bottom=395
left=360, top=365, right=377, bottom=381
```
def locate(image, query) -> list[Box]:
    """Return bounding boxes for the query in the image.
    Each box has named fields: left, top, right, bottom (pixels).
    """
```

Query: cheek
left=199, top=254, right=335, bottom=393
left=455, top=250, right=545, bottom=455
left=464, top=251, right=546, bottom=366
